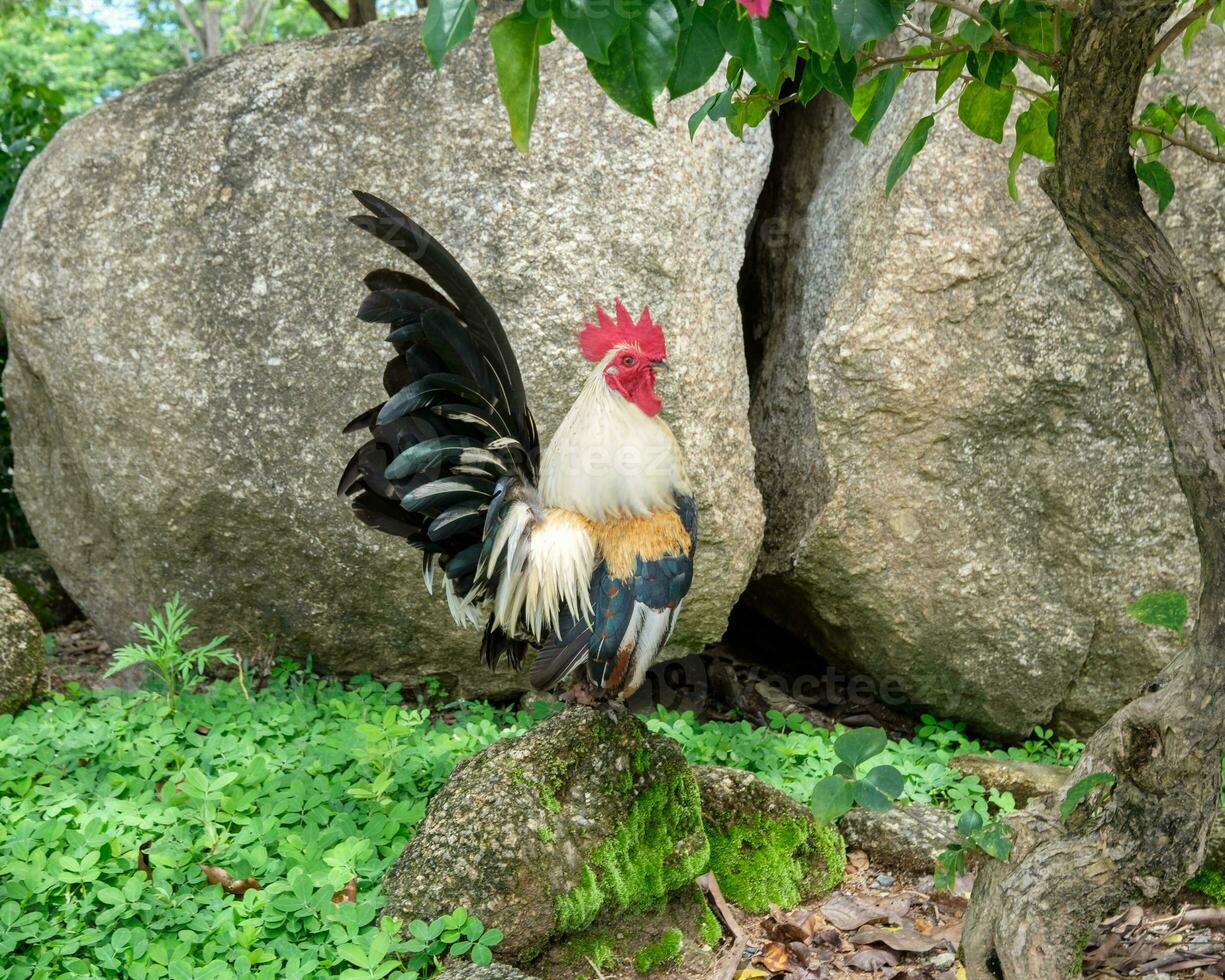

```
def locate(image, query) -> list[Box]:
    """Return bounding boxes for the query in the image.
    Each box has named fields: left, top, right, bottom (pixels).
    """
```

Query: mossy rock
left=534, top=883, right=721, bottom=979
left=693, top=765, right=844, bottom=914
left=381, top=707, right=709, bottom=963
left=0, top=548, right=79, bottom=630
left=0, top=577, right=43, bottom=715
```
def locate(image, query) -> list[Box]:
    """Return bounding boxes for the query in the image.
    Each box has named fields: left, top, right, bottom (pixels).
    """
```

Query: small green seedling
left=104, top=594, right=234, bottom=712
left=403, top=907, right=503, bottom=970
left=934, top=809, right=1013, bottom=892
left=810, top=727, right=904, bottom=826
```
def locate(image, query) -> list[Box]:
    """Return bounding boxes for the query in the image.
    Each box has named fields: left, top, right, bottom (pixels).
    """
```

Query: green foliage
left=1060, top=772, right=1116, bottom=822
left=1127, top=589, right=1189, bottom=632
left=433, top=0, right=1220, bottom=208
left=490, top=10, right=552, bottom=153
left=934, top=807, right=1012, bottom=891
left=402, top=907, right=503, bottom=970
left=808, top=726, right=904, bottom=826
left=0, top=666, right=537, bottom=978
left=633, top=927, right=682, bottom=973
left=104, top=596, right=236, bottom=712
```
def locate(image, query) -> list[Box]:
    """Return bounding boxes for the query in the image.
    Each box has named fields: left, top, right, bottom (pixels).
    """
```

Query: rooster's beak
left=652, top=360, right=669, bottom=372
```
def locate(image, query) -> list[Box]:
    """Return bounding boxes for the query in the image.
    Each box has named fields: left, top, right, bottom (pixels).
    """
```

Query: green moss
left=634, top=927, right=683, bottom=973
left=540, top=787, right=561, bottom=813
left=538, top=826, right=555, bottom=844
left=554, top=770, right=710, bottom=933
left=705, top=813, right=845, bottom=914
left=564, top=933, right=616, bottom=973
left=1189, top=867, right=1225, bottom=903
left=698, top=901, right=722, bottom=946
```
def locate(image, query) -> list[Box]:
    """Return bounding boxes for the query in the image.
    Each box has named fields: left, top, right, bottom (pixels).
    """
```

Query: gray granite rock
left=0, top=576, right=43, bottom=714
left=0, top=6, right=770, bottom=695
left=839, top=803, right=962, bottom=874
left=949, top=754, right=1070, bottom=807
left=380, top=706, right=709, bottom=962
left=747, top=36, right=1221, bottom=737
left=0, top=548, right=80, bottom=629
left=435, top=966, right=539, bottom=980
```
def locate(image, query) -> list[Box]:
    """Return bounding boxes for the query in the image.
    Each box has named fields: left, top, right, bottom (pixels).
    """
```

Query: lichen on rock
left=380, top=706, right=708, bottom=963
left=693, top=765, right=844, bottom=913
left=0, top=577, right=43, bottom=715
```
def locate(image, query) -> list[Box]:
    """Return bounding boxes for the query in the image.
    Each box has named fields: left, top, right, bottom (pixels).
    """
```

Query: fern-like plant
left=104, top=595, right=234, bottom=711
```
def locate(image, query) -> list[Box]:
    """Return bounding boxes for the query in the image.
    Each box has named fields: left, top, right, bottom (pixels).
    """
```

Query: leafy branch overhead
left=420, top=0, right=1224, bottom=194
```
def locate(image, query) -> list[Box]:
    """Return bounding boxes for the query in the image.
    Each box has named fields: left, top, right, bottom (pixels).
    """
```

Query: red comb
left=578, top=299, right=666, bottom=363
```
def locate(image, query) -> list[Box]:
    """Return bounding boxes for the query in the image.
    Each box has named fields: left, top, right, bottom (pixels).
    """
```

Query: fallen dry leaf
left=199, top=864, right=260, bottom=897
left=754, top=941, right=791, bottom=973
left=847, top=850, right=870, bottom=872
left=332, top=877, right=358, bottom=904
left=849, top=923, right=947, bottom=953
left=136, top=839, right=153, bottom=880
left=846, top=947, right=899, bottom=971
left=733, top=970, right=769, bottom=980
left=820, top=892, right=909, bottom=931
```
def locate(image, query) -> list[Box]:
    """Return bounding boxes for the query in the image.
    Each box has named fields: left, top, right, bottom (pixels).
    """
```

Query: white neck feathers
left=538, top=361, right=690, bottom=522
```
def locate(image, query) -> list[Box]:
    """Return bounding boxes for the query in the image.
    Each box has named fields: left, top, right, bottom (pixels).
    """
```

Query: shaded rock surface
left=0, top=577, right=43, bottom=714
left=0, top=6, right=769, bottom=695
left=839, top=804, right=961, bottom=874
left=0, top=548, right=80, bottom=629
left=949, top=754, right=1070, bottom=807
left=694, top=764, right=843, bottom=912
left=435, top=966, right=539, bottom=980
left=380, top=707, right=708, bottom=962
left=747, top=38, right=1221, bottom=737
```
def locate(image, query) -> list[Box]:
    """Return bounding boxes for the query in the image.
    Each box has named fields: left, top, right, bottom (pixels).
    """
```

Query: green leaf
left=929, top=2, right=950, bottom=32
left=810, top=774, right=855, bottom=826
left=551, top=0, right=629, bottom=63
left=935, top=50, right=966, bottom=101
left=793, top=0, right=839, bottom=56
left=799, top=52, right=856, bottom=106
left=1188, top=105, right=1225, bottom=146
left=1126, top=589, right=1188, bottom=631
left=669, top=0, right=725, bottom=98
left=975, top=824, right=1013, bottom=860
left=852, top=778, right=894, bottom=811
left=956, top=16, right=994, bottom=50
left=956, top=809, right=983, bottom=837
left=726, top=94, right=770, bottom=137
left=1007, top=101, right=1054, bottom=199
left=491, top=12, right=551, bottom=154
left=863, top=763, right=904, bottom=799
left=1135, top=158, right=1175, bottom=213
left=689, top=92, right=720, bottom=137
left=833, top=0, right=902, bottom=59
left=833, top=726, right=888, bottom=769
left=885, top=113, right=934, bottom=195
left=718, top=2, right=794, bottom=93
left=1060, top=772, right=1116, bottom=822
left=587, top=0, right=680, bottom=123
left=957, top=78, right=1013, bottom=142
left=933, top=846, right=964, bottom=891
left=849, top=65, right=902, bottom=144
left=470, top=944, right=494, bottom=966
left=421, top=0, right=478, bottom=69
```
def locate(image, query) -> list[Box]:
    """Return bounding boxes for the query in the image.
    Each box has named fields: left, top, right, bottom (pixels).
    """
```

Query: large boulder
left=380, top=707, right=709, bottom=963
left=0, top=8, right=770, bottom=696
left=0, top=577, right=43, bottom=714
left=746, top=39, right=1221, bottom=737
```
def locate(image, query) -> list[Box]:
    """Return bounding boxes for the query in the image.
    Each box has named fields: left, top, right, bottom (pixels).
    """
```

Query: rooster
left=338, top=193, right=696, bottom=700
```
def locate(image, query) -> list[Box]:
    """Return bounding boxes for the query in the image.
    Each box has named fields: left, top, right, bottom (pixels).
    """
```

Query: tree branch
left=1148, top=0, right=1213, bottom=67
left=1133, top=123, right=1225, bottom=163
left=303, top=0, right=345, bottom=29
left=926, top=0, right=1060, bottom=64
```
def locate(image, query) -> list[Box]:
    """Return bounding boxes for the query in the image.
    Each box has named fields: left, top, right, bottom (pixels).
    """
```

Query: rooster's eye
left=621, top=355, right=636, bottom=367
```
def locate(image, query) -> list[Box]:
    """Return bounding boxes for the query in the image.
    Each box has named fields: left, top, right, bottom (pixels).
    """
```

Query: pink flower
left=735, top=0, right=771, bottom=16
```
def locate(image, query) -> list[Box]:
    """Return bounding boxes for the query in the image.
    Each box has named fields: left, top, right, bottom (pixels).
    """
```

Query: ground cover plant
left=1, top=604, right=1100, bottom=978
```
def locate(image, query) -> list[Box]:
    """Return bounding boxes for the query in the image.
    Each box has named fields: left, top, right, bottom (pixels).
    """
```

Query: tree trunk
left=961, top=0, right=1225, bottom=976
